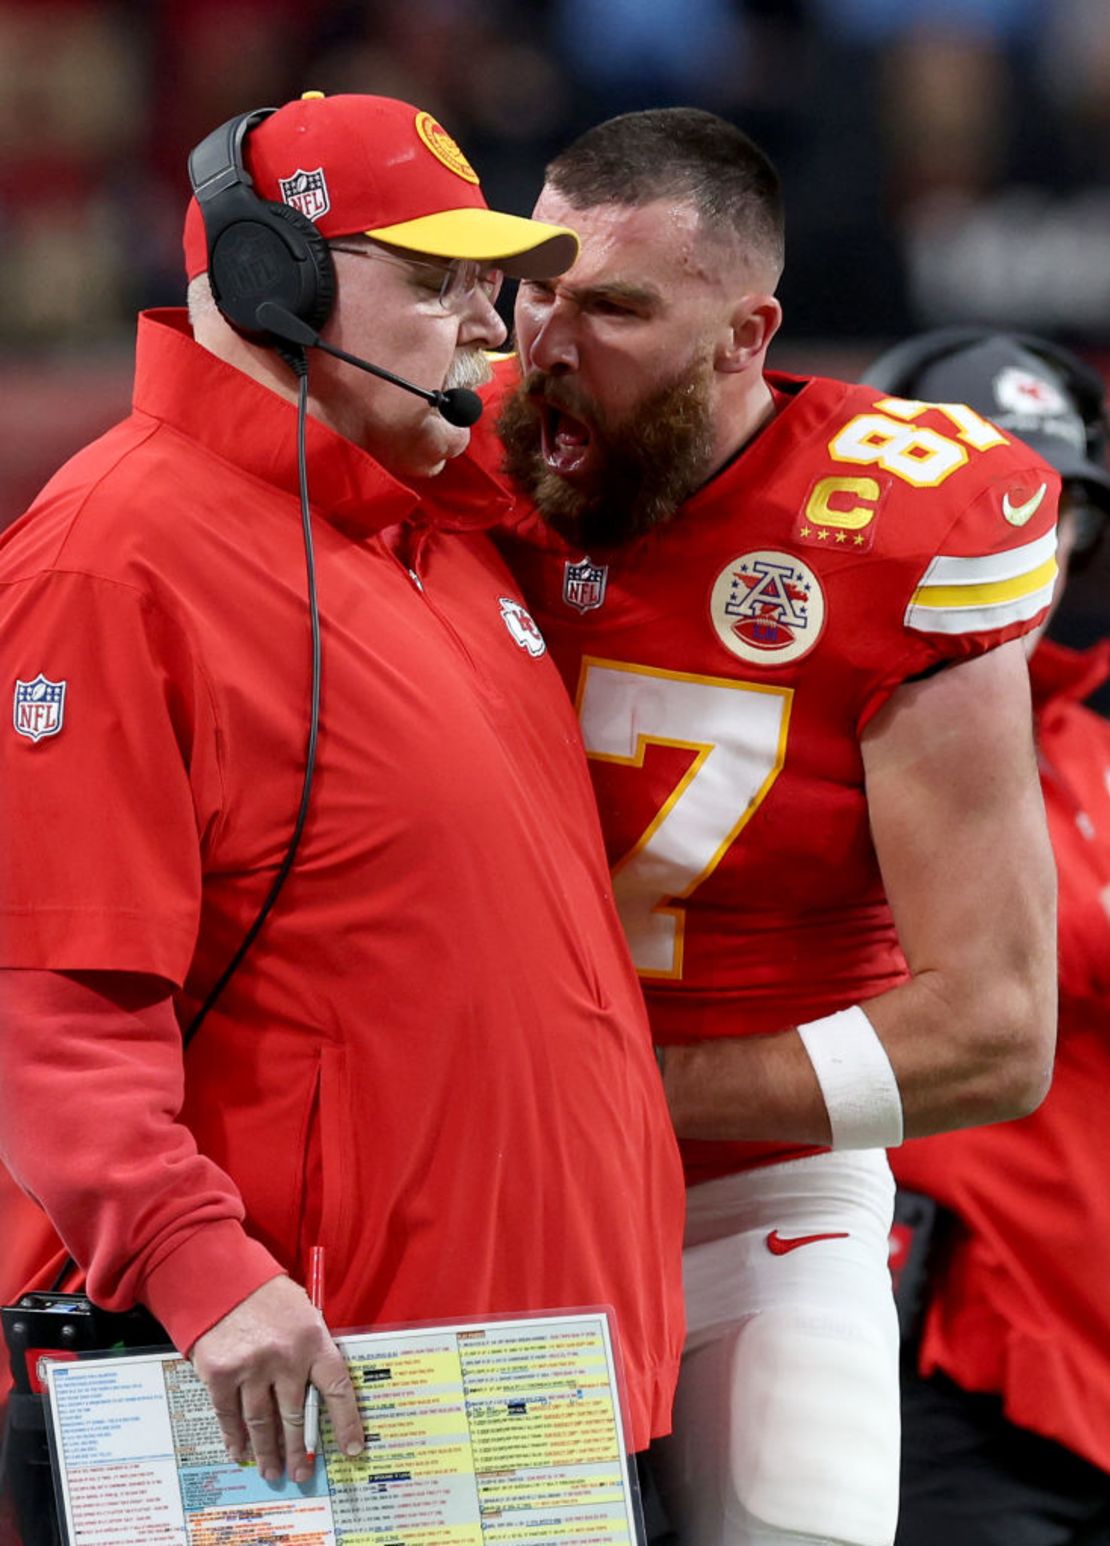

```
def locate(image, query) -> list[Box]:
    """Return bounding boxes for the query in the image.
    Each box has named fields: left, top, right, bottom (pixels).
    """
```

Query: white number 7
left=577, top=659, right=792, bottom=979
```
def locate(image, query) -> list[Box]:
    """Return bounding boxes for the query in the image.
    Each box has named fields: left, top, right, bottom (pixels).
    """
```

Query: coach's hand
left=190, top=1275, right=364, bottom=1482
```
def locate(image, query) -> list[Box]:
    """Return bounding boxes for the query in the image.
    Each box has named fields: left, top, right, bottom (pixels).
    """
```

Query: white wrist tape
left=796, top=1004, right=904, bottom=1150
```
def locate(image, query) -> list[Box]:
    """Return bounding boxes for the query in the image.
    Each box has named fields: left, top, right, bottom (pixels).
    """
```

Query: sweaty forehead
left=532, top=189, right=722, bottom=289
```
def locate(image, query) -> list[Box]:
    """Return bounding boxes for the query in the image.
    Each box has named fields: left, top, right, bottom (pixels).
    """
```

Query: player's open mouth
left=541, top=405, right=594, bottom=477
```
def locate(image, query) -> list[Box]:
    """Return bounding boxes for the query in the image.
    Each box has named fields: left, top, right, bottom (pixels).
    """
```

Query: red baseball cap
left=184, top=91, right=578, bottom=282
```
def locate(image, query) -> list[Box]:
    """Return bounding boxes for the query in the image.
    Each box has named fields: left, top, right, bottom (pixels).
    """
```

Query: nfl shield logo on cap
left=278, top=168, right=331, bottom=221
left=13, top=674, right=67, bottom=743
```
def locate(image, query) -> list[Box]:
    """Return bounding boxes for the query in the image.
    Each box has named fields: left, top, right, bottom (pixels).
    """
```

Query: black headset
left=864, top=325, right=1110, bottom=482
left=183, top=108, right=327, bottom=1045
left=188, top=108, right=336, bottom=347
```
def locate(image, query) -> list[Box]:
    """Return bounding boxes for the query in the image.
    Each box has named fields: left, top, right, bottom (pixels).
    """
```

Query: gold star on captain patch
left=835, top=531, right=848, bottom=543
left=817, top=530, right=829, bottom=540
left=853, top=534, right=866, bottom=546
left=799, top=526, right=812, bottom=538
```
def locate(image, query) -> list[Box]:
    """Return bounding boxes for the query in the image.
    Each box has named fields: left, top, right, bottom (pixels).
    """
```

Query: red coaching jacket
left=0, top=312, right=685, bottom=1449
left=895, top=638, right=1110, bottom=1471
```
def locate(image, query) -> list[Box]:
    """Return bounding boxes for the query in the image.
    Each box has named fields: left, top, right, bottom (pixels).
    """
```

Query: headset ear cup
left=262, top=201, right=336, bottom=333
left=206, top=200, right=337, bottom=340
left=189, top=108, right=338, bottom=344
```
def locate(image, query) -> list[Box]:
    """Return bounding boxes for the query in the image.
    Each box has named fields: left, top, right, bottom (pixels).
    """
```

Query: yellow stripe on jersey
left=912, top=555, right=1058, bottom=611
left=906, top=528, right=1058, bottom=636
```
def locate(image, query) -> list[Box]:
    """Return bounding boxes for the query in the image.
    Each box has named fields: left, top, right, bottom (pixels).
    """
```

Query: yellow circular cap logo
left=414, top=111, right=480, bottom=185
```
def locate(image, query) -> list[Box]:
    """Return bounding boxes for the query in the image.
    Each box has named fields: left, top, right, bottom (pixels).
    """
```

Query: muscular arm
left=663, top=641, right=1058, bottom=1142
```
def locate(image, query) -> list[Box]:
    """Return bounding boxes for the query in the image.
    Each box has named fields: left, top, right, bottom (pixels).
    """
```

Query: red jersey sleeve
left=854, top=412, right=1060, bottom=728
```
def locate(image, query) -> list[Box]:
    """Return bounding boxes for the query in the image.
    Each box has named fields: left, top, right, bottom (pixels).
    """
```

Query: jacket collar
left=132, top=310, right=512, bottom=537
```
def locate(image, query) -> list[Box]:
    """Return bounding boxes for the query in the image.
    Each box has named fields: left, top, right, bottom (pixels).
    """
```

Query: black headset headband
left=187, top=108, right=336, bottom=343
left=188, top=108, right=274, bottom=211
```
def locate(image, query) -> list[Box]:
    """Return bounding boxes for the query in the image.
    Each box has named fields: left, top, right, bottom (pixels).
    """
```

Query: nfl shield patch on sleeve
left=13, top=674, right=66, bottom=742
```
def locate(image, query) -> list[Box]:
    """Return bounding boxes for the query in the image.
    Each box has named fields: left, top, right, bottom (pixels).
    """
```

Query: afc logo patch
left=278, top=168, right=331, bottom=222
left=13, top=674, right=67, bottom=742
left=709, top=551, right=825, bottom=666
left=563, top=556, right=608, bottom=613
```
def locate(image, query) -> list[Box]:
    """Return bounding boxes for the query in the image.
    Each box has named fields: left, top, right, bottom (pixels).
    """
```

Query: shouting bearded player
left=474, top=109, right=1059, bottom=1546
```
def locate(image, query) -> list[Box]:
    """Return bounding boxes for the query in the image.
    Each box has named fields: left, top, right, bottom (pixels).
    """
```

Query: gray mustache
left=445, top=349, right=494, bottom=391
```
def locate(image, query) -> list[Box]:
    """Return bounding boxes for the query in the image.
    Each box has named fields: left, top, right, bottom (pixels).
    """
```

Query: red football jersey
left=486, top=363, right=1060, bottom=1182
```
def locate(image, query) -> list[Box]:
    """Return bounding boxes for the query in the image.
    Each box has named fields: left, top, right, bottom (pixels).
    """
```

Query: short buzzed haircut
left=545, top=107, right=784, bottom=282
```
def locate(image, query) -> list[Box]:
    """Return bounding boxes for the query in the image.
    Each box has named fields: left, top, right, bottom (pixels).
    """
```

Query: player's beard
left=496, top=357, right=717, bottom=549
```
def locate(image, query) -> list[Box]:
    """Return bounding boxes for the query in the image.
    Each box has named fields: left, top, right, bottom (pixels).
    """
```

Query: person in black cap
left=863, top=328, right=1110, bottom=1545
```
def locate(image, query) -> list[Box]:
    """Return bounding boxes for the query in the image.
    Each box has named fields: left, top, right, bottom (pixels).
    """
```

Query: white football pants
left=652, top=1149, right=899, bottom=1546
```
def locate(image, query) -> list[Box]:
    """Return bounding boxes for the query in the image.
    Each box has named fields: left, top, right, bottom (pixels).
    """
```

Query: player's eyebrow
left=565, top=278, right=663, bottom=310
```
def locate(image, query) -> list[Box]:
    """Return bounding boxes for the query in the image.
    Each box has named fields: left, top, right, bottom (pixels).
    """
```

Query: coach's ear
left=715, top=294, right=782, bottom=375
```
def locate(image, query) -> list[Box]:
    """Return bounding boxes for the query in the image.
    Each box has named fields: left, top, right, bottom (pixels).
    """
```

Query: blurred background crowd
left=1, top=0, right=1108, bottom=694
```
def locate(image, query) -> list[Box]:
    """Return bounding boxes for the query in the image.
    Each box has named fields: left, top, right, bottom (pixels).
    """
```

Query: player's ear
left=715, top=294, right=782, bottom=375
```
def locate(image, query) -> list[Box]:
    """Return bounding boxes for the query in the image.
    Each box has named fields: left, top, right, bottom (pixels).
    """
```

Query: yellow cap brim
left=365, top=208, right=578, bottom=279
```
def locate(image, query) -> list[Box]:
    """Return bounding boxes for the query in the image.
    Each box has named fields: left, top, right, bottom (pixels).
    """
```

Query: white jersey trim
left=912, top=527, right=1057, bottom=590
left=906, top=528, right=1057, bottom=637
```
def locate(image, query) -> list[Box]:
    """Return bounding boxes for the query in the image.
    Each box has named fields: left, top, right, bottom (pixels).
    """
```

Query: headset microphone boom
left=254, top=301, right=484, bottom=428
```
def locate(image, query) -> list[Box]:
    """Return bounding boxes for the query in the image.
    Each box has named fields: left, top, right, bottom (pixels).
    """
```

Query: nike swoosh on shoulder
left=765, top=1229, right=850, bottom=1256
left=1001, top=482, right=1048, bottom=527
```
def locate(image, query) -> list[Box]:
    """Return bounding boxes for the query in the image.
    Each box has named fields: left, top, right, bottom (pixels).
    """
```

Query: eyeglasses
left=329, top=243, right=503, bottom=312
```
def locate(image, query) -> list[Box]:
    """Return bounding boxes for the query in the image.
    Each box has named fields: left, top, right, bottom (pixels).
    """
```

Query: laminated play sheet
left=42, top=1310, right=640, bottom=1545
